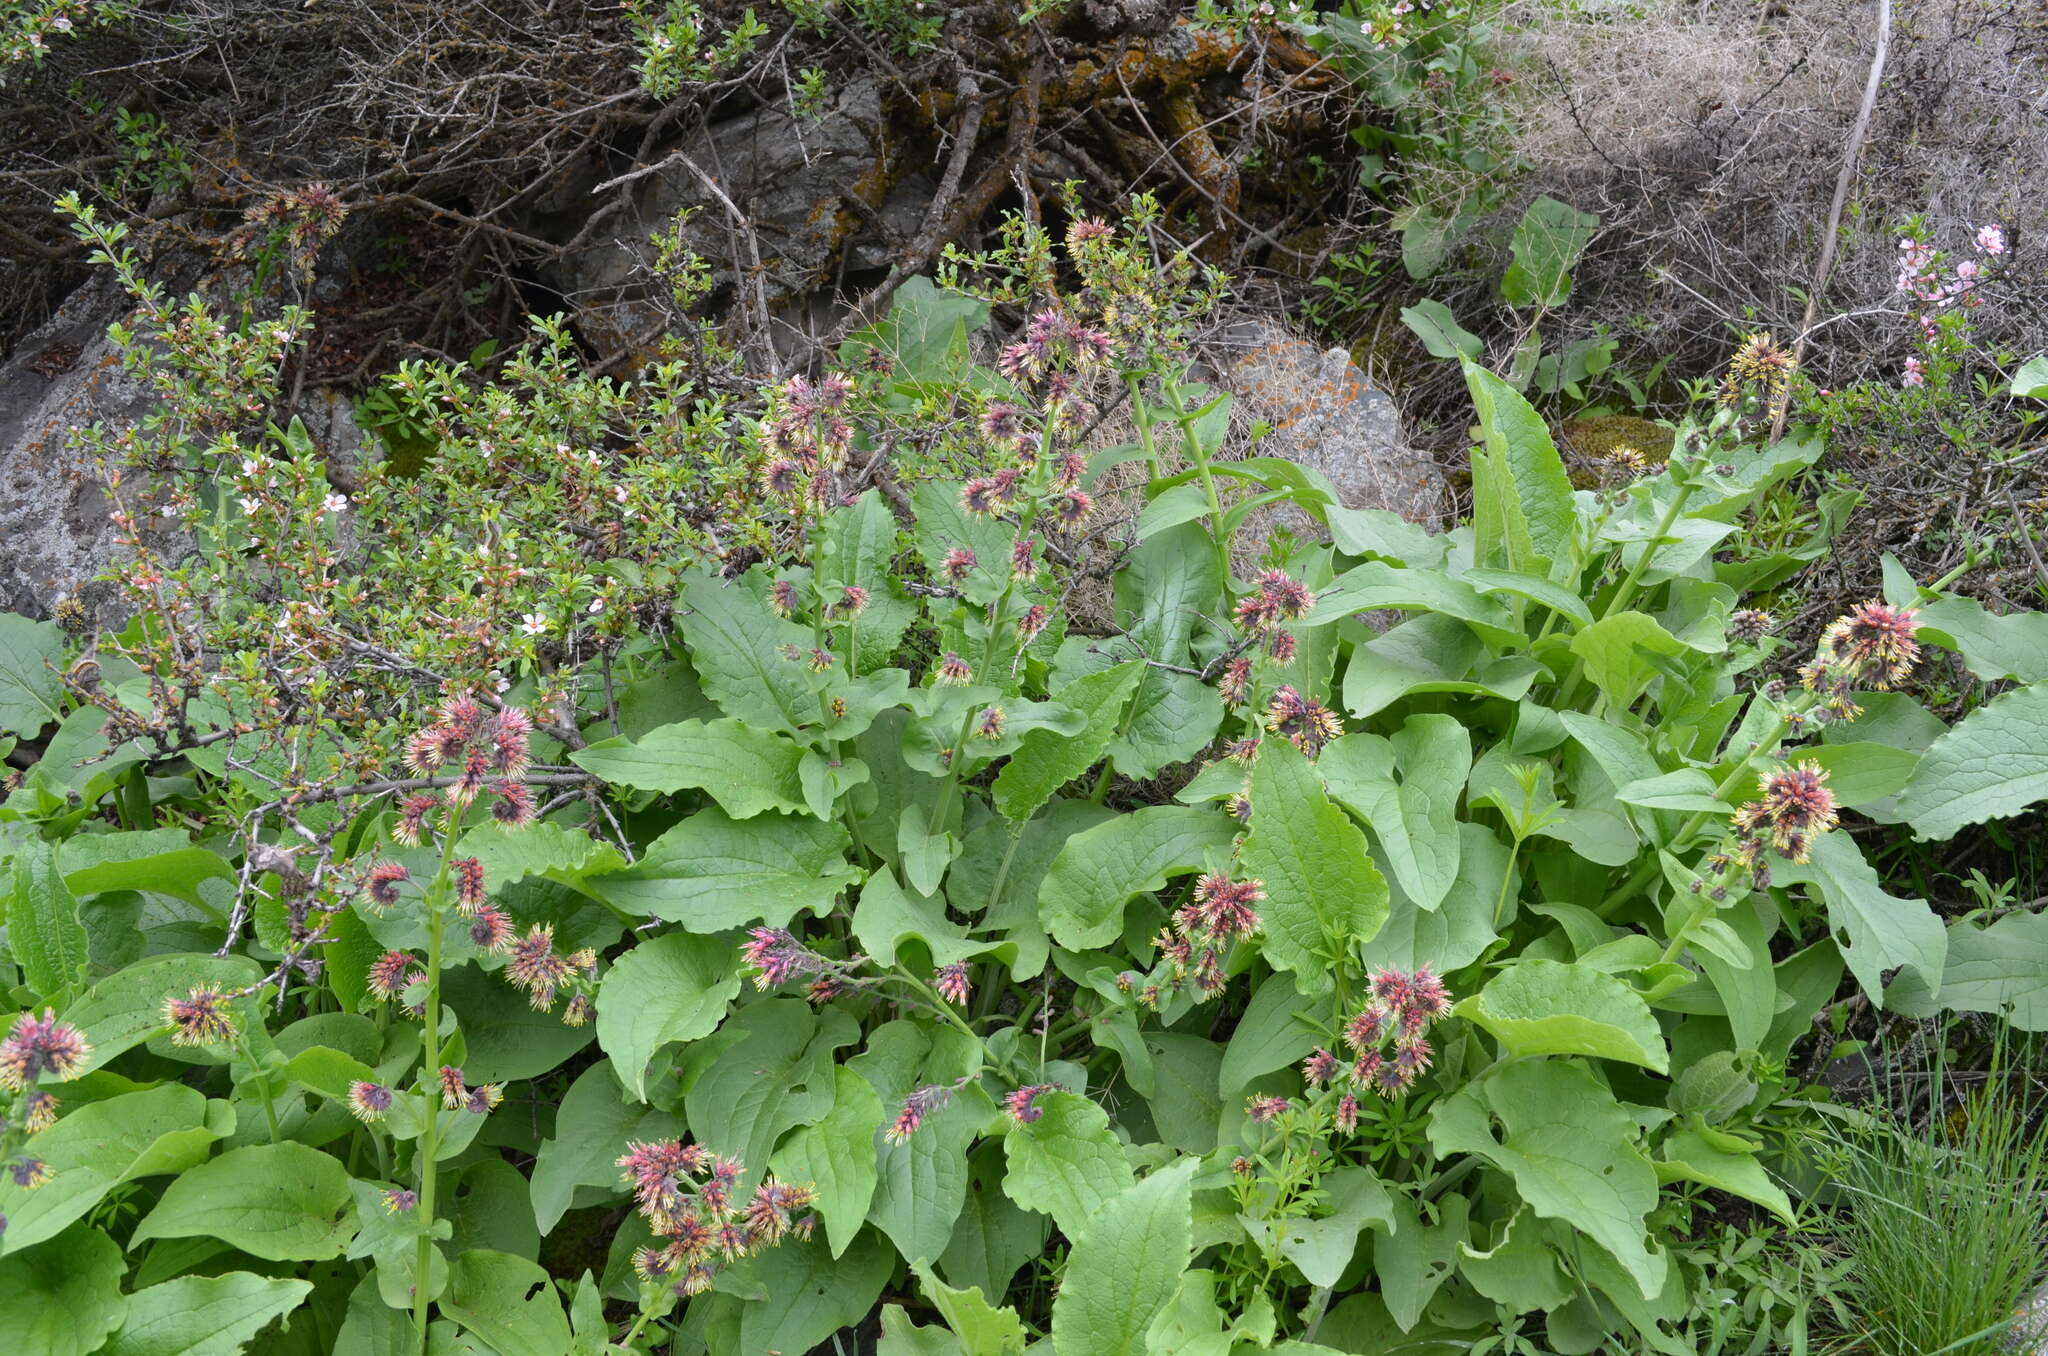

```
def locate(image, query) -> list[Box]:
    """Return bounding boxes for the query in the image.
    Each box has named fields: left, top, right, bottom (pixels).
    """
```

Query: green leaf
left=596, top=931, right=741, bottom=1101
left=571, top=718, right=808, bottom=818
left=1463, top=360, right=1576, bottom=574
left=867, top=1089, right=978, bottom=1265
left=530, top=1060, right=683, bottom=1234
left=1320, top=717, right=1471, bottom=912
left=1134, top=482, right=1217, bottom=541
left=937, top=1146, right=1047, bottom=1301
left=0, top=612, right=64, bottom=737
left=1691, top=897, right=1777, bottom=1054
left=0, top=1224, right=127, bottom=1355
left=59, top=831, right=235, bottom=911
left=852, top=866, right=1006, bottom=970
left=1305, top=562, right=1517, bottom=640
left=1886, top=909, right=2048, bottom=1030
left=11, top=839, right=90, bottom=1004
left=1774, top=831, right=1945, bottom=1004
left=2011, top=354, right=2048, bottom=398
left=1463, top=567, right=1594, bottom=628
left=1427, top=1060, right=1667, bottom=1300
left=911, top=1260, right=1027, bottom=1356
left=731, top=1230, right=894, bottom=1356
left=1050, top=1159, right=1199, bottom=1354
left=1570, top=612, right=1689, bottom=707
left=1780, top=741, right=1920, bottom=809
left=821, top=490, right=918, bottom=672
left=676, top=570, right=816, bottom=733
left=441, top=1251, right=570, bottom=1356
left=1612, top=768, right=1725, bottom=812
left=103, top=1272, right=314, bottom=1356
left=1915, top=594, right=2048, bottom=684
left=1241, top=740, right=1390, bottom=994
left=440, top=964, right=595, bottom=1083
left=1896, top=682, right=2048, bottom=839
left=131, top=1142, right=356, bottom=1261
left=61, top=953, right=263, bottom=1077
left=1144, top=1033, right=1224, bottom=1155
left=1340, top=613, right=1539, bottom=719
left=1399, top=300, right=1481, bottom=361
left=1218, top=972, right=1321, bottom=1098
left=448, top=822, right=626, bottom=899
left=686, top=1000, right=852, bottom=1188
left=1274, top=1166, right=1393, bottom=1287
left=0, top=1085, right=223, bottom=1255
left=1002, top=1092, right=1135, bottom=1236
left=1362, top=822, right=1508, bottom=976
left=1097, top=524, right=1227, bottom=777
left=909, top=482, right=1015, bottom=607
left=771, top=1066, right=886, bottom=1257
left=1457, top=959, right=1668, bottom=1072
left=1038, top=805, right=1236, bottom=949
left=592, top=807, right=859, bottom=928
left=1655, top=1129, right=1793, bottom=1223
left=991, top=661, right=1143, bottom=823
left=1502, top=195, right=1598, bottom=307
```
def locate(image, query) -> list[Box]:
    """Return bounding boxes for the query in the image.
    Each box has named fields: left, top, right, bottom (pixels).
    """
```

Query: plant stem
left=1555, top=479, right=1699, bottom=709
left=411, top=823, right=461, bottom=1352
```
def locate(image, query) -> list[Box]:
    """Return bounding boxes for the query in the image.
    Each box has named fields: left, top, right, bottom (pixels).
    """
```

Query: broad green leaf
left=0, top=1223, right=127, bottom=1355
left=1320, top=717, right=1471, bottom=912
left=853, top=866, right=1008, bottom=970
left=1361, top=822, right=1508, bottom=975
left=441, top=1251, right=570, bottom=1356
left=911, top=1260, right=1027, bottom=1356
left=440, top=964, right=595, bottom=1083
left=59, top=831, right=234, bottom=911
left=1218, top=972, right=1322, bottom=1099
left=991, top=661, right=1143, bottom=822
left=1038, top=805, right=1235, bottom=949
left=1570, top=612, right=1689, bottom=707
left=1399, top=299, right=1480, bottom=361
left=1305, top=561, right=1517, bottom=641
left=61, top=953, right=263, bottom=1077
left=1325, top=505, right=1450, bottom=568
left=1134, top=482, right=1216, bottom=541
left=1457, top=1209, right=1570, bottom=1314
left=1241, top=740, right=1390, bottom=994
left=131, top=1141, right=356, bottom=1261
left=596, top=931, right=741, bottom=1100
left=938, top=1145, right=1048, bottom=1301
left=676, top=570, right=815, bottom=733
left=1001, top=1092, right=1134, bottom=1236
left=530, top=1060, right=683, bottom=1233
left=334, top=1274, right=412, bottom=1355
left=1427, top=1061, right=1666, bottom=1299
left=11, top=839, right=89, bottom=1004
left=1690, top=897, right=1777, bottom=1054
left=1774, top=831, right=1945, bottom=1004
left=1463, top=360, right=1576, bottom=574
left=448, top=822, right=625, bottom=899
left=0, top=1085, right=223, bottom=1255
left=0, top=612, right=64, bottom=737
left=822, top=490, right=918, bottom=672
left=1463, top=566, right=1594, bottom=628
left=1763, top=740, right=1918, bottom=810
left=771, top=1066, right=886, bottom=1257
left=102, top=1272, right=313, bottom=1356
left=1050, top=1159, right=1199, bottom=1354
left=571, top=718, right=808, bottom=818
left=1915, top=594, right=2048, bottom=684
left=909, top=480, right=1016, bottom=607
left=867, top=1091, right=978, bottom=1265
left=1144, top=1032, right=1224, bottom=1154
left=1458, top=959, right=1668, bottom=1072
left=2013, top=353, right=2048, bottom=398
left=686, top=1000, right=853, bottom=1188
left=1273, top=1166, right=1393, bottom=1287
left=1613, top=768, right=1725, bottom=812
left=1886, top=909, right=2048, bottom=1030
left=1896, top=682, right=2048, bottom=839
left=731, top=1230, right=894, bottom=1356
left=1502, top=195, right=1598, bottom=307
left=592, top=807, right=859, bottom=928
left=1341, top=613, right=1540, bottom=719
left=878, top=1308, right=969, bottom=1355
left=1655, top=1129, right=1793, bottom=1223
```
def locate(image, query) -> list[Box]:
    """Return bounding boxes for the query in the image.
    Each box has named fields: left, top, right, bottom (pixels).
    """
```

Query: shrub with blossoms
left=6, top=200, right=2048, bottom=1356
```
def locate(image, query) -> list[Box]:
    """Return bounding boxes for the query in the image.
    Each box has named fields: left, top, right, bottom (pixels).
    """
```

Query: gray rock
left=1214, top=319, right=1445, bottom=528
left=0, top=267, right=369, bottom=628
left=560, top=78, right=899, bottom=358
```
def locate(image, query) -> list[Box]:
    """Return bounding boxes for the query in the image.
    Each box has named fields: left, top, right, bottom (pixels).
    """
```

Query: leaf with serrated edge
left=1051, top=1159, right=1199, bottom=1354
left=1458, top=959, right=1668, bottom=1072
left=1240, top=740, right=1389, bottom=994
left=1001, top=1092, right=1134, bottom=1236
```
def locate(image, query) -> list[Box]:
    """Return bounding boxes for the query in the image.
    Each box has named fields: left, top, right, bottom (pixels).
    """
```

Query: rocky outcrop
left=1214, top=319, right=1445, bottom=527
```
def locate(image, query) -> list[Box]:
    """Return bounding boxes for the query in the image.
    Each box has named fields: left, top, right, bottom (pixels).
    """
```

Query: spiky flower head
left=1264, top=685, right=1343, bottom=757
left=1720, top=331, right=1796, bottom=403
left=1006, top=1084, right=1056, bottom=1124
left=886, top=1084, right=954, bottom=1144
left=1015, top=603, right=1052, bottom=642
left=468, top=903, right=514, bottom=951
left=1728, top=608, right=1775, bottom=644
left=505, top=924, right=574, bottom=1009
left=740, top=927, right=823, bottom=990
left=163, top=986, right=238, bottom=1047
left=1246, top=1094, right=1292, bottom=1124
left=1335, top=1093, right=1360, bottom=1133
left=451, top=857, right=486, bottom=913
left=383, top=1188, right=418, bottom=1214
left=19, top=1089, right=58, bottom=1133
left=348, top=1081, right=394, bottom=1122
left=394, top=793, right=439, bottom=847
left=1217, top=656, right=1253, bottom=706
left=562, top=993, right=594, bottom=1027
left=768, top=579, right=800, bottom=617
left=365, top=860, right=410, bottom=909
left=1052, top=491, right=1093, bottom=527
left=1302, top=1048, right=1338, bottom=1087
left=934, top=963, right=971, bottom=1005
left=1820, top=600, right=1921, bottom=690
left=942, top=547, right=977, bottom=582
left=0, top=1010, right=91, bottom=1088
left=1182, top=872, right=1264, bottom=940
left=974, top=706, right=1006, bottom=740
left=9, top=1158, right=52, bottom=1189
left=490, top=779, right=535, bottom=827
left=1733, top=760, right=1839, bottom=863
left=934, top=652, right=973, bottom=686
left=463, top=1082, right=504, bottom=1115
left=367, top=950, right=417, bottom=1000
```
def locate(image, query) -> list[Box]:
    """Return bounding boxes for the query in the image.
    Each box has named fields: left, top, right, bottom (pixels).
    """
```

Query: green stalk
left=411, top=821, right=462, bottom=1352
left=1555, top=479, right=1699, bottom=709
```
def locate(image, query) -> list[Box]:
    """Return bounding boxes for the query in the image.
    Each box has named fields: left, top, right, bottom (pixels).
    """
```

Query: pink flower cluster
left=617, top=1138, right=816, bottom=1297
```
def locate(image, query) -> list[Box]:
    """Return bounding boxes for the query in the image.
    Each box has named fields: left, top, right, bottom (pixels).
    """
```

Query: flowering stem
left=239, top=1031, right=281, bottom=1144
left=411, top=822, right=461, bottom=1351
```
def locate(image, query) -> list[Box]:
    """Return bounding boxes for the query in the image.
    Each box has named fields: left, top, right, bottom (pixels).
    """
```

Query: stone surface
left=0, top=268, right=368, bottom=627
left=1214, top=319, right=1445, bottom=527
left=558, top=77, right=908, bottom=357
